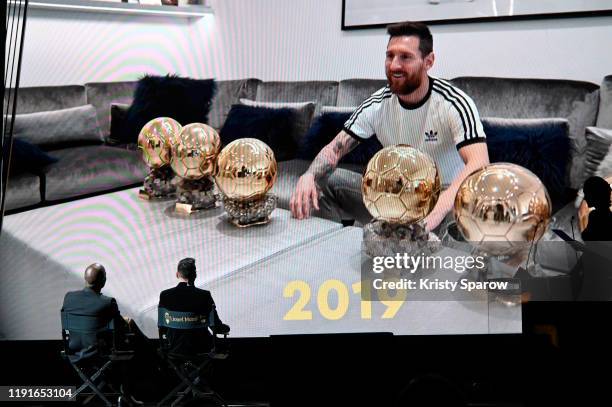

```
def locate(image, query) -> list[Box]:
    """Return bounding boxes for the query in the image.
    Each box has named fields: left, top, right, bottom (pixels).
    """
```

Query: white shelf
left=11, top=0, right=212, bottom=19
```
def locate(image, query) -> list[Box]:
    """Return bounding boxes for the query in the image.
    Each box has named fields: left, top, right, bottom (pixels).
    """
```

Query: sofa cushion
left=9, top=139, right=58, bottom=174
left=220, top=104, right=298, bottom=162
left=209, top=79, right=260, bottom=131
left=4, top=172, right=42, bottom=211
left=108, top=103, right=131, bottom=145
left=483, top=117, right=570, bottom=207
left=597, top=75, right=612, bottom=129
left=121, top=75, right=216, bottom=144
left=336, top=79, right=387, bottom=106
left=451, top=77, right=599, bottom=189
left=240, top=99, right=315, bottom=146
left=584, top=127, right=612, bottom=180
left=44, top=146, right=147, bottom=201
left=11, top=105, right=104, bottom=149
left=85, top=81, right=137, bottom=141
left=298, top=111, right=382, bottom=166
left=5, top=85, right=86, bottom=114
left=255, top=81, right=338, bottom=112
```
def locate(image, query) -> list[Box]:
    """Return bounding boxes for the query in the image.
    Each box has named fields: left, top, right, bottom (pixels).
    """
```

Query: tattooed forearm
left=306, top=131, right=358, bottom=181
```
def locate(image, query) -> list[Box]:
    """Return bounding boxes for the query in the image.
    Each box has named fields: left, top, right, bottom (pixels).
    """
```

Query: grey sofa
left=5, top=75, right=612, bottom=218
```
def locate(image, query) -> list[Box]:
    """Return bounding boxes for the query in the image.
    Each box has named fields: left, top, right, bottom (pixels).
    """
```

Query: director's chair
left=157, top=307, right=229, bottom=407
left=60, top=311, right=134, bottom=406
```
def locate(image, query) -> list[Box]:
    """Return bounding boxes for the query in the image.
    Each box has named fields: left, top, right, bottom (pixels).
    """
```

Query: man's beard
left=386, top=72, right=421, bottom=95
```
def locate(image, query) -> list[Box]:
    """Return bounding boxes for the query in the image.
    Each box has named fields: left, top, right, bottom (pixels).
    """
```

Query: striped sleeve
left=433, top=79, right=486, bottom=150
left=343, top=86, right=391, bottom=141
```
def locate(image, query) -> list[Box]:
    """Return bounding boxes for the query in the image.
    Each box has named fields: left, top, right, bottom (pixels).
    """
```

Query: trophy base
left=140, top=167, right=176, bottom=200
left=138, top=189, right=176, bottom=201
left=175, top=177, right=218, bottom=214
left=362, top=219, right=440, bottom=259
left=229, top=216, right=272, bottom=228
left=223, top=194, right=277, bottom=228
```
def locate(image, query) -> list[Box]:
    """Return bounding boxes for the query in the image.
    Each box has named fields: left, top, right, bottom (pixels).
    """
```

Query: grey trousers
left=315, top=168, right=453, bottom=235
left=316, top=168, right=372, bottom=225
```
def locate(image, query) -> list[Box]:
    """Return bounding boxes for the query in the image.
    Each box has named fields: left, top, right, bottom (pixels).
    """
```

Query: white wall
left=19, top=0, right=612, bottom=87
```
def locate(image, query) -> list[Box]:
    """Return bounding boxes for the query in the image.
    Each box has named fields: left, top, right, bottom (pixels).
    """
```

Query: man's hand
left=290, top=173, right=319, bottom=219
left=289, top=131, right=359, bottom=220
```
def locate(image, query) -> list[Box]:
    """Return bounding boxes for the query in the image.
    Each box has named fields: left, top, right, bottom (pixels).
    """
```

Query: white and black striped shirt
left=343, top=76, right=486, bottom=187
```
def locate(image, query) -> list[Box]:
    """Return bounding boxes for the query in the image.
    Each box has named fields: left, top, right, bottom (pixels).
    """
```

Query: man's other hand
left=290, top=173, right=319, bottom=219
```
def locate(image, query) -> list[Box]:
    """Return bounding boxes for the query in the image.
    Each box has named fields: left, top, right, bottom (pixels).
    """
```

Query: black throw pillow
left=298, top=112, right=382, bottom=166
left=108, top=103, right=130, bottom=145
left=220, top=104, right=297, bottom=162
left=483, top=117, right=570, bottom=206
left=121, top=74, right=216, bottom=144
left=9, top=138, right=58, bottom=174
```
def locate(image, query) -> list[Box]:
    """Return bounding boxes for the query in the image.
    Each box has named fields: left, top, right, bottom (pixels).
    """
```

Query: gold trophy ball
left=578, top=175, right=612, bottom=232
left=454, top=163, right=551, bottom=256
left=215, top=138, right=278, bottom=201
left=137, top=117, right=182, bottom=168
left=170, top=123, right=220, bottom=180
left=362, top=145, right=440, bottom=224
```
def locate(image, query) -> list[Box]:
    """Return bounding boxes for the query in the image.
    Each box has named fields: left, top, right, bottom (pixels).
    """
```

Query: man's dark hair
left=387, top=21, right=433, bottom=57
left=583, top=176, right=611, bottom=211
left=177, top=257, right=197, bottom=281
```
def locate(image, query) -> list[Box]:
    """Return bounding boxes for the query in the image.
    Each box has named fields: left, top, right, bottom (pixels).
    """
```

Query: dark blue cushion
left=483, top=117, right=570, bottom=204
left=121, top=74, right=216, bottom=144
left=10, top=138, right=58, bottom=174
left=220, top=104, right=297, bottom=162
left=298, top=112, right=382, bottom=166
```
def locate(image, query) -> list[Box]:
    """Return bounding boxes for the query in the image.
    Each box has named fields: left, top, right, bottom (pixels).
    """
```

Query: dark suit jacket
left=158, top=282, right=226, bottom=355
left=61, top=288, right=125, bottom=360
left=581, top=209, right=612, bottom=241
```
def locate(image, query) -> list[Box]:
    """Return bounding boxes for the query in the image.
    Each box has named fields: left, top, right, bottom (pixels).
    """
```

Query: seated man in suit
left=61, top=263, right=144, bottom=406
left=581, top=176, right=612, bottom=241
left=576, top=176, right=612, bottom=300
left=159, top=258, right=229, bottom=356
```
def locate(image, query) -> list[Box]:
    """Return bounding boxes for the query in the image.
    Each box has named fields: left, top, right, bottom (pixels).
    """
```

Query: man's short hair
left=387, top=21, right=433, bottom=57
left=84, top=263, right=106, bottom=288
left=177, top=257, right=197, bottom=281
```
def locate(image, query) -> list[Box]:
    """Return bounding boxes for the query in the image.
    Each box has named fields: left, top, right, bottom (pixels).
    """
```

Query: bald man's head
left=84, top=263, right=106, bottom=291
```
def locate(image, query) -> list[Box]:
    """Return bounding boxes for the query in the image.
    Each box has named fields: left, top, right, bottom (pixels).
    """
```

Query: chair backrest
left=157, top=307, right=219, bottom=355
left=61, top=311, right=115, bottom=332
left=157, top=307, right=211, bottom=330
left=60, top=311, right=116, bottom=357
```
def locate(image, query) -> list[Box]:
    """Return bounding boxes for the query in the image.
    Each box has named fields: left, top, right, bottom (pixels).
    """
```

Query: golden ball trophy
left=454, top=163, right=551, bottom=304
left=214, top=138, right=278, bottom=227
left=137, top=117, right=182, bottom=200
left=170, top=123, right=221, bottom=214
left=361, top=145, right=441, bottom=258
left=454, top=163, right=551, bottom=258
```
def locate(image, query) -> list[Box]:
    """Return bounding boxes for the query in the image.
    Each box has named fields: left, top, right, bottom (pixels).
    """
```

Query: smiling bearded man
left=290, top=21, right=490, bottom=234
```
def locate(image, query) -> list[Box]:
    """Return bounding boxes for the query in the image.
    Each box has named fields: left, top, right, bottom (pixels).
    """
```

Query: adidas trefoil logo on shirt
left=425, top=130, right=438, bottom=142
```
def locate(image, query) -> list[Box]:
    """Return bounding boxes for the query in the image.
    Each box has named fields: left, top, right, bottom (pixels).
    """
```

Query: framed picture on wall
left=342, top=0, right=612, bottom=29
